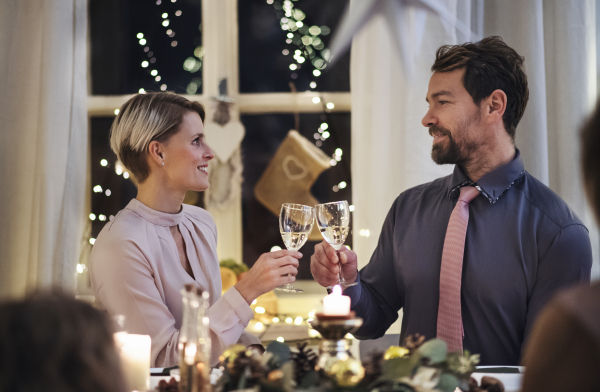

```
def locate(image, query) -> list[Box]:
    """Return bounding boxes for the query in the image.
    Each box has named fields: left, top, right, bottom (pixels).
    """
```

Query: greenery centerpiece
left=206, top=335, right=501, bottom=392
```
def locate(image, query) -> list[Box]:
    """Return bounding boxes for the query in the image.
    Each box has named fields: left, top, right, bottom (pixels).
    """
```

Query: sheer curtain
left=0, top=0, right=88, bottom=299
left=350, top=0, right=599, bottom=291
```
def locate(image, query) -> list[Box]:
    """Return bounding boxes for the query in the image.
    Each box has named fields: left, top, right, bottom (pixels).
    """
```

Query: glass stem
left=337, top=250, right=347, bottom=286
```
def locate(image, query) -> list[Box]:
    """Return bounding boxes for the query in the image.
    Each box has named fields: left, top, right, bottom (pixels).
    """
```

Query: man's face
left=422, top=68, right=485, bottom=165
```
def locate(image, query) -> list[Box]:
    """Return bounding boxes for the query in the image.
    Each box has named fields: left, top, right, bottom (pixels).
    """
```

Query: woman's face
left=159, top=111, right=214, bottom=192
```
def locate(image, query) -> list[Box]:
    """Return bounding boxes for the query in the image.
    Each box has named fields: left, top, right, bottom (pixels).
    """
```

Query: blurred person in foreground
left=90, top=92, right=301, bottom=367
left=521, top=99, right=600, bottom=391
left=0, top=292, right=127, bottom=392
left=310, top=36, right=593, bottom=365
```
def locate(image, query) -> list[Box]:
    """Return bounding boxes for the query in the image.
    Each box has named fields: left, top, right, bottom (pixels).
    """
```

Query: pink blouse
left=90, top=198, right=260, bottom=367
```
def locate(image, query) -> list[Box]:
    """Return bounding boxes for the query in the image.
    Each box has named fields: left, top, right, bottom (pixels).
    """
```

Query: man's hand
left=310, top=241, right=358, bottom=288
left=235, top=250, right=301, bottom=304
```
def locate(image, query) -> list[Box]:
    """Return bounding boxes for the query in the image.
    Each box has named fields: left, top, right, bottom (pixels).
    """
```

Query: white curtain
left=351, top=0, right=599, bottom=281
left=0, top=0, right=88, bottom=299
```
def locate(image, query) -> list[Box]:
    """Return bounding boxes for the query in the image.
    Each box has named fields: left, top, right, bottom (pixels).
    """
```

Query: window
left=84, top=0, right=351, bottom=291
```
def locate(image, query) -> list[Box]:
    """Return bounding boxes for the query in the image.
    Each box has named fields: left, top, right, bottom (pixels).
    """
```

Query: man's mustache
left=429, top=126, right=451, bottom=138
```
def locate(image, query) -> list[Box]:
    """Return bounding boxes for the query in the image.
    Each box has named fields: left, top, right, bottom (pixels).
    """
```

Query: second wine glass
left=277, top=203, right=314, bottom=293
left=315, top=200, right=357, bottom=289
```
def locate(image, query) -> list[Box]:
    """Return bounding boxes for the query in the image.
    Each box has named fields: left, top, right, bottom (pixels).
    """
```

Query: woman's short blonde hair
left=110, top=92, right=206, bottom=183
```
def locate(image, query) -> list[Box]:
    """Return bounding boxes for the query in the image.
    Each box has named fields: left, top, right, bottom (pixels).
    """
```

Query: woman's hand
left=235, top=249, right=302, bottom=304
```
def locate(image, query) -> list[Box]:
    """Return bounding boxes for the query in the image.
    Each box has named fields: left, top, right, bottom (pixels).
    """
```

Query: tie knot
left=458, top=186, right=480, bottom=204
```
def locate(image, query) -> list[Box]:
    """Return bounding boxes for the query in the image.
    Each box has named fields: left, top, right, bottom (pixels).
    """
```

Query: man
left=310, top=36, right=592, bottom=365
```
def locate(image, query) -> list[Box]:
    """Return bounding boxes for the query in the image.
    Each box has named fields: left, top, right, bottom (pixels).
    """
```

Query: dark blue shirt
left=346, top=150, right=592, bottom=365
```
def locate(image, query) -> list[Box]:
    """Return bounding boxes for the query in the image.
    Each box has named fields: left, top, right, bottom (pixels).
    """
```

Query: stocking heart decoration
left=204, top=121, right=246, bottom=162
left=254, top=130, right=331, bottom=241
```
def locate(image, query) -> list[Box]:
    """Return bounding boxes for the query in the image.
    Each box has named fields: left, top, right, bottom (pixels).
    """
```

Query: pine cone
left=156, top=377, right=179, bottom=392
left=468, top=377, right=481, bottom=392
left=480, top=376, right=505, bottom=392
left=362, top=352, right=384, bottom=385
left=405, top=334, right=426, bottom=355
left=230, top=351, right=265, bottom=380
left=292, top=341, right=318, bottom=384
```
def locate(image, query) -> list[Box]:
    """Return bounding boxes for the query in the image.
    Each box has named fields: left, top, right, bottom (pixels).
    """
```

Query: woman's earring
left=161, top=162, right=165, bottom=166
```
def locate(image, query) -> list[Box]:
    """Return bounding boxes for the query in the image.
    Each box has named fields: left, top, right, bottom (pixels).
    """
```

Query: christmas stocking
left=254, top=130, right=331, bottom=241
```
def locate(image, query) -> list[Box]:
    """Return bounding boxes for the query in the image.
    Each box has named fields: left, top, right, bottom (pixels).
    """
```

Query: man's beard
left=429, top=125, right=480, bottom=165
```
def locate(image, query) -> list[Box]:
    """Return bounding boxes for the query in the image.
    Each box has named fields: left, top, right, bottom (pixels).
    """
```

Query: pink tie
left=437, top=186, right=480, bottom=353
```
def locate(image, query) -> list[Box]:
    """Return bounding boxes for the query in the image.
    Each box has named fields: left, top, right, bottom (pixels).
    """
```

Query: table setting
left=113, top=201, right=522, bottom=392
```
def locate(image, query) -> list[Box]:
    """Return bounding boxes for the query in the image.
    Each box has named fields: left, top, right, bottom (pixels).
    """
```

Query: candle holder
left=309, top=312, right=363, bottom=372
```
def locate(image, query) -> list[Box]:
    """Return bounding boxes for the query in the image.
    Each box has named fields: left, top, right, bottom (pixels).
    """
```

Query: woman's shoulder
left=99, top=208, right=150, bottom=240
left=92, top=208, right=156, bottom=258
left=89, top=210, right=152, bottom=276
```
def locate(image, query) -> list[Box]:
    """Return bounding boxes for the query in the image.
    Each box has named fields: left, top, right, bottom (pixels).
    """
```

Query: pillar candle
left=323, top=285, right=351, bottom=316
left=115, top=332, right=151, bottom=391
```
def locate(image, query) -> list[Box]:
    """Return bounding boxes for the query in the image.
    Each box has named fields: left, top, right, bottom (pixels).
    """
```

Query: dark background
left=238, top=0, right=350, bottom=93
left=90, top=0, right=203, bottom=95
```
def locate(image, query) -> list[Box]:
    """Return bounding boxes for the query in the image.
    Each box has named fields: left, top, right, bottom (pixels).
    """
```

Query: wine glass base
left=327, top=282, right=358, bottom=290
left=276, top=284, right=304, bottom=293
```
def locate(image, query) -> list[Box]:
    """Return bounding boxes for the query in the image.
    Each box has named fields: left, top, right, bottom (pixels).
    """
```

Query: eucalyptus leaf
left=435, top=373, right=459, bottom=392
left=237, top=367, right=248, bottom=390
left=281, top=362, right=294, bottom=392
left=409, top=367, right=441, bottom=389
left=380, top=357, right=415, bottom=381
left=416, top=339, right=447, bottom=364
left=266, top=341, right=292, bottom=367
left=457, top=378, right=470, bottom=391
left=300, top=370, right=320, bottom=389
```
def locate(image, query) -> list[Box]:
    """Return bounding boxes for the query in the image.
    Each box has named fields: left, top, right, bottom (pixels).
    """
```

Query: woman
left=0, top=292, right=128, bottom=392
left=520, top=99, right=600, bottom=391
left=90, top=92, right=301, bottom=367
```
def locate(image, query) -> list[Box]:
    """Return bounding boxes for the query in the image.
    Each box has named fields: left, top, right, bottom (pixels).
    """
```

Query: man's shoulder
left=393, top=174, right=452, bottom=203
left=515, top=171, right=585, bottom=228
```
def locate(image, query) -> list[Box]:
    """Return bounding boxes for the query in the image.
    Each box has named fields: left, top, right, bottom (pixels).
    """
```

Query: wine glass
left=314, top=200, right=357, bottom=289
left=277, top=203, right=314, bottom=293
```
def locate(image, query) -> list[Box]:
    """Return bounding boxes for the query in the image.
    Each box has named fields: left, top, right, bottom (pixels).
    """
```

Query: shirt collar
left=126, top=198, right=185, bottom=226
left=448, top=149, right=525, bottom=204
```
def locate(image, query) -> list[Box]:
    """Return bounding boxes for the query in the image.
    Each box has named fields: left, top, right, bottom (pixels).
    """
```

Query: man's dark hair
left=581, top=98, right=600, bottom=224
left=431, top=36, right=529, bottom=140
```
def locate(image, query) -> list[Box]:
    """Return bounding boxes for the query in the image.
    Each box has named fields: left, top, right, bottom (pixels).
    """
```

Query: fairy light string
left=268, top=0, right=350, bottom=195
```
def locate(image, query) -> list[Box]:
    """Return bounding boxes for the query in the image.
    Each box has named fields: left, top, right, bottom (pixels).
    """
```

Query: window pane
left=239, top=0, right=350, bottom=93
left=241, top=112, right=352, bottom=280
left=89, top=0, right=203, bottom=95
